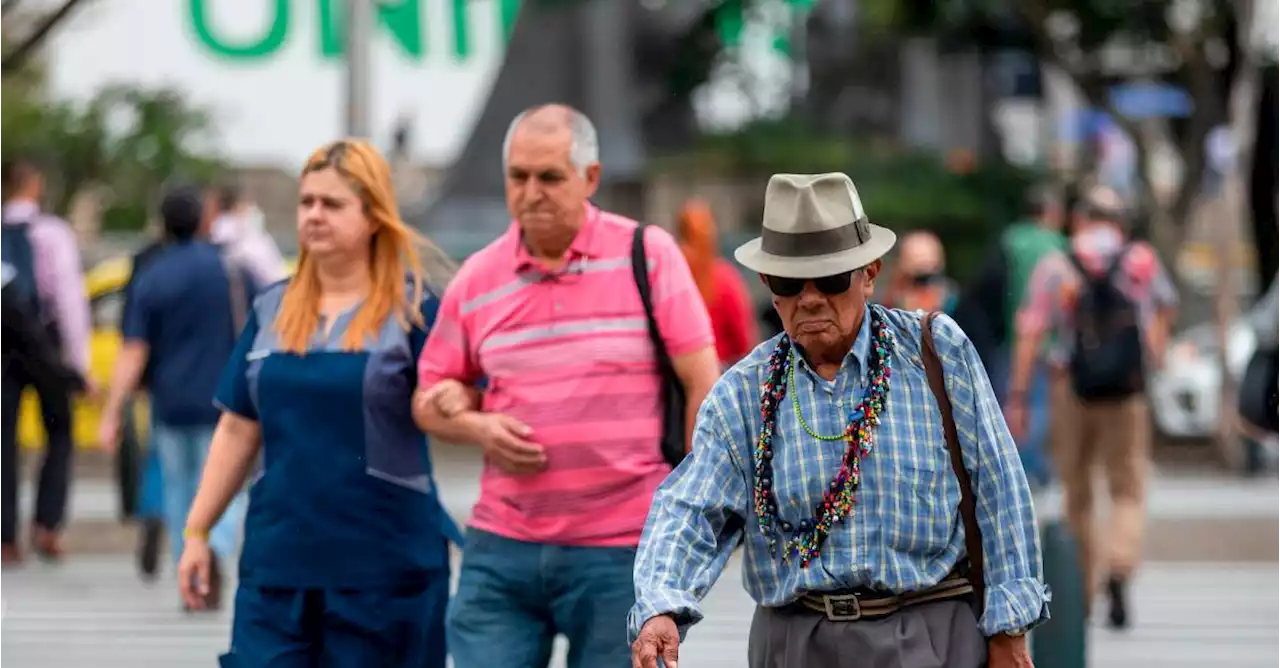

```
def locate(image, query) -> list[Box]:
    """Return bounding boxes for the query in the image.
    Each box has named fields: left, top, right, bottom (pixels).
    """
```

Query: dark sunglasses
left=763, top=271, right=855, bottom=297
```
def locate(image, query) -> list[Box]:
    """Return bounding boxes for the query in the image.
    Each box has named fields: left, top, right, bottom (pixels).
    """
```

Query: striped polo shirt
left=418, top=204, right=714, bottom=547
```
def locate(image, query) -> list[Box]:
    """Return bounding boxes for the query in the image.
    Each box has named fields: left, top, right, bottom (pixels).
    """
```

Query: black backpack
left=1067, top=246, right=1146, bottom=401
left=1, top=218, right=42, bottom=321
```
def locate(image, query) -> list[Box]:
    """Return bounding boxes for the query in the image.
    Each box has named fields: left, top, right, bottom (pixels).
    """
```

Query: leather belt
left=794, top=577, right=974, bottom=622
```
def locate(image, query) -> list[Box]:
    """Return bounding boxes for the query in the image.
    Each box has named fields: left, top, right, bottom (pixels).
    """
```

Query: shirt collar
left=795, top=305, right=873, bottom=377
left=2, top=200, right=39, bottom=222
left=512, top=202, right=604, bottom=274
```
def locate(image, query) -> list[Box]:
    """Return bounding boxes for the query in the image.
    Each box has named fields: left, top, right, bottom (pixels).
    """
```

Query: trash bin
left=1032, top=518, right=1088, bottom=668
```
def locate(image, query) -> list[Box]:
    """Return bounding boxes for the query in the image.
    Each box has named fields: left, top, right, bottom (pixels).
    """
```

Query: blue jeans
left=137, top=416, right=165, bottom=521
left=153, top=423, right=246, bottom=564
left=448, top=528, right=636, bottom=668
left=1016, top=367, right=1054, bottom=490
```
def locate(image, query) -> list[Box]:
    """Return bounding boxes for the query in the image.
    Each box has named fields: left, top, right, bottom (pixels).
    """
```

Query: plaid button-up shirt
left=628, top=306, right=1050, bottom=641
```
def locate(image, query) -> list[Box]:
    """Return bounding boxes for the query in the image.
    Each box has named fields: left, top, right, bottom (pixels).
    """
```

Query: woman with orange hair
left=176, top=139, right=461, bottom=667
left=678, top=200, right=759, bottom=367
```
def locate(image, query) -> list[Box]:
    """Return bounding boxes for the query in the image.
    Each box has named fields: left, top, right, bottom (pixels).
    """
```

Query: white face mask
left=1073, top=225, right=1123, bottom=254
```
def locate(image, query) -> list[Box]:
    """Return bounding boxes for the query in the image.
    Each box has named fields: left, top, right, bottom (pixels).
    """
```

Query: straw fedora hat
left=733, top=173, right=896, bottom=279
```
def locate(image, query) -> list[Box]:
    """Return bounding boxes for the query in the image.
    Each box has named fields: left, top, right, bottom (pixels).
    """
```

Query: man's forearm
left=1007, top=330, right=1042, bottom=398
left=416, top=406, right=485, bottom=445
left=104, top=343, right=148, bottom=418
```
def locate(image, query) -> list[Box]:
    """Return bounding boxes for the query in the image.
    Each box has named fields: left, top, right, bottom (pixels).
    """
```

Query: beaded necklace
left=752, top=310, right=894, bottom=567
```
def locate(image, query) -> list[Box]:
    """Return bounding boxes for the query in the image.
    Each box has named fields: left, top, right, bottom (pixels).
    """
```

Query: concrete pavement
left=2, top=554, right=1276, bottom=667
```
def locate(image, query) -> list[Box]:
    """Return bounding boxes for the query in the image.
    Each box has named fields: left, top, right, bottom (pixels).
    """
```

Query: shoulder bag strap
left=631, top=225, right=675, bottom=374
left=918, top=310, right=986, bottom=615
left=221, top=251, right=248, bottom=334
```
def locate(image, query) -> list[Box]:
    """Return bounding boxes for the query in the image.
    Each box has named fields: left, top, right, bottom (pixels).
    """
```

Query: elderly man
left=629, top=173, right=1048, bottom=668
left=415, top=104, right=721, bottom=667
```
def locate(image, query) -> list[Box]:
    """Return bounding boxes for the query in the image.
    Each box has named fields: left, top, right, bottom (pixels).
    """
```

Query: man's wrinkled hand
left=475, top=413, right=545, bottom=474
left=632, top=615, right=680, bottom=668
left=988, top=633, right=1034, bottom=668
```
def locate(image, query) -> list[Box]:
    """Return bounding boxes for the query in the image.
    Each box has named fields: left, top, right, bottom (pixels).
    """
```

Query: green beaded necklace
left=787, top=355, right=847, bottom=441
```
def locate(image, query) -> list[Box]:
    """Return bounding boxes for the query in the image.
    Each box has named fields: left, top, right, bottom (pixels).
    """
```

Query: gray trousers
left=747, top=599, right=987, bottom=668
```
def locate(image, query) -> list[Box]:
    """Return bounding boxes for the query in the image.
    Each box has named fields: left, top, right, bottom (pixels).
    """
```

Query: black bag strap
left=220, top=252, right=248, bottom=334
left=919, top=311, right=986, bottom=616
left=1067, top=243, right=1133, bottom=286
left=631, top=225, right=677, bottom=379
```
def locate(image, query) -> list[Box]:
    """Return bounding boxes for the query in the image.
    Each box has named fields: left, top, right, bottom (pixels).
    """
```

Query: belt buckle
left=822, top=593, right=862, bottom=622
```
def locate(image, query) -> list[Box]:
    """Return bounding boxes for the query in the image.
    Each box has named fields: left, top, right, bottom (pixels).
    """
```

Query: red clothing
left=706, top=259, right=758, bottom=366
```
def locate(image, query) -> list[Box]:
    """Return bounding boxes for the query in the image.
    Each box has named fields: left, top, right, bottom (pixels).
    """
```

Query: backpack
left=1067, top=246, right=1145, bottom=400
left=1, top=218, right=41, bottom=320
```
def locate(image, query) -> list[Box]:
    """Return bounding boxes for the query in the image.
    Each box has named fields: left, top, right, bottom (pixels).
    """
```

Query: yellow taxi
left=18, top=256, right=297, bottom=450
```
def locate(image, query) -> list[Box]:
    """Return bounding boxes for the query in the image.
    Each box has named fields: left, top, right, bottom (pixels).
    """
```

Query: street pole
left=345, top=0, right=374, bottom=139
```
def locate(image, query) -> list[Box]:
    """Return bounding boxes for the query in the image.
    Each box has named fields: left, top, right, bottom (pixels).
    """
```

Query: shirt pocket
left=876, top=445, right=956, bottom=558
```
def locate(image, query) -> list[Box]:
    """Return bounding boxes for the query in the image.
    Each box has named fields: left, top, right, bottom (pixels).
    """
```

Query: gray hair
left=501, top=106, right=600, bottom=176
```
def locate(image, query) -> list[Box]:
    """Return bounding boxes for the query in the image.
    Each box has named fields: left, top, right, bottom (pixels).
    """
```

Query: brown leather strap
left=919, top=311, right=986, bottom=617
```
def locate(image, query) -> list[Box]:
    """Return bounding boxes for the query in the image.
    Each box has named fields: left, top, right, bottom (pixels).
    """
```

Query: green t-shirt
left=1002, top=221, right=1067, bottom=338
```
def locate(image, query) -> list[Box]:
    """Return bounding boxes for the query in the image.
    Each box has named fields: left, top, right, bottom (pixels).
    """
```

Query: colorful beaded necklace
left=752, top=309, right=894, bottom=567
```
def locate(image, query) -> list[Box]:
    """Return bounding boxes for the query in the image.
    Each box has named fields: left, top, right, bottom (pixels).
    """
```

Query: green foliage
left=1, top=79, right=223, bottom=231
left=858, top=0, right=1235, bottom=54
left=656, top=119, right=1041, bottom=278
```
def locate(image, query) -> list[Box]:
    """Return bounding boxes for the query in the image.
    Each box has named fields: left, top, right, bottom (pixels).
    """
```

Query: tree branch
left=1, top=0, right=90, bottom=75
left=1, top=0, right=23, bottom=19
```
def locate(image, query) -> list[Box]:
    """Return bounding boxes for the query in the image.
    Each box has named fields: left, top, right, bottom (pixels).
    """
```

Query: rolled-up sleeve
left=1015, top=253, right=1069, bottom=337
left=934, top=314, right=1051, bottom=635
left=627, top=390, right=749, bottom=644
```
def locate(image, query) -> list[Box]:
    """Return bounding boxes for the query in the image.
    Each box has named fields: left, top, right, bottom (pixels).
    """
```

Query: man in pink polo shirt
left=415, top=104, right=720, bottom=668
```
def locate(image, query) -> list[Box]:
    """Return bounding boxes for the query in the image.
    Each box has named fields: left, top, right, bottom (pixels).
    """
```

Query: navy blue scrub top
left=214, top=281, right=461, bottom=589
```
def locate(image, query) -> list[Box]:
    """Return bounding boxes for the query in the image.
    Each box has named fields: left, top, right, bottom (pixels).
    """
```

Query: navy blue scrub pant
left=220, top=574, right=449, bottom=668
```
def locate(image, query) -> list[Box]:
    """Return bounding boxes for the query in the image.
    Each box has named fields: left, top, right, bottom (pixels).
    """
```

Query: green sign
left=188, top=0, right=521, bottom=62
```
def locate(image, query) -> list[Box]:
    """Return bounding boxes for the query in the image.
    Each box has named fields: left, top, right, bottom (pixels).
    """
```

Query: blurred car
left=1149, top=316, right=1258, bottom=440
left=18, top=255, right=299, bottom=451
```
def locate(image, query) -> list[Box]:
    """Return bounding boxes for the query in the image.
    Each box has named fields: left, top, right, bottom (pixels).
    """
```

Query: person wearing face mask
left=1007, top=184, right=1177, bottom=631
left=880, top=230, right=960, bottom=316
left=629, top=173, right=1047, bottom=668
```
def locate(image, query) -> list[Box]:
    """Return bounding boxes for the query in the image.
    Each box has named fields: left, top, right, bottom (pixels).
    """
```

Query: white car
left=1149, top=318, right=1258, bottom=440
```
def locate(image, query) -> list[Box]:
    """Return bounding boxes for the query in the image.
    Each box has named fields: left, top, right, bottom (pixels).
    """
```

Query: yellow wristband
left=182, top=527, right=209, bottom=541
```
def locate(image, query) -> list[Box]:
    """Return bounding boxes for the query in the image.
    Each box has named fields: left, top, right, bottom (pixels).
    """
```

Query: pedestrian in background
left=678, top=199, right=760, bottom=368
left=179, top=139, right=460, bottom=666
left=1008, top=184, right=1177, bottom=629
left=99, top=183, right=257, bottom=607
left=211, top=183, right=290, bottom=286
left=415, top=104, right=720, bottom=668
left=120, top=223, right=174, bottom=580
left=1, top=158, right=92, bottom=565
left=879, top=230, right=959, bottom=315
left=953, top=184, right=1067, bottom=489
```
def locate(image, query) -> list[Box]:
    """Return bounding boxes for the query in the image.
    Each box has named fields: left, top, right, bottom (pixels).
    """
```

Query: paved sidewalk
left=2, top=555, right=1275, bottom=667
